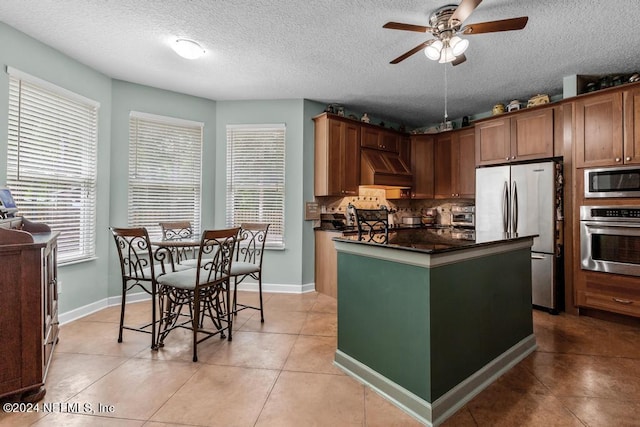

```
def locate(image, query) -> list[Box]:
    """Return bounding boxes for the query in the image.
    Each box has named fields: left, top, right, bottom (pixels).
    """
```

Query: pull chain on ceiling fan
left=383, top=0, right=528, bottom=66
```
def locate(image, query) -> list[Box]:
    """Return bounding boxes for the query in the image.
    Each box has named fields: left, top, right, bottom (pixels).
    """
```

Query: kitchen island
left=333, top=231, right=537, bottom=426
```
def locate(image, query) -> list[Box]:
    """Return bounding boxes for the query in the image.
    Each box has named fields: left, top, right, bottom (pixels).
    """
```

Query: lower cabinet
left=0, top=229, right=59, bottom=402
left=314, top=230, right=342, bottom=298
left=575, top=269, right=640, bottom=318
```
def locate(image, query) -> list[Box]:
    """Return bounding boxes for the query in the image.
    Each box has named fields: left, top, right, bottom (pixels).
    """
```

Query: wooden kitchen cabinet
left=314, top=113, right=361, bottom=196
left=314, top=229, right=341, bottom=298
left=476, top=107, right=554, bottom=166
left=475, top=116, right=511, bottom=166
left=434, top=128, right=475, bottom=199
left=623, top=86, right=640, bottom=165
left=575, top=91, right=624, bottom=168
left=409, top=134, right=435, bottom=199
left=0, top=220, right=59, bottom=402
left=576, top=269, right=640, bottom=318
left=361, top=125, right=399, bottom=152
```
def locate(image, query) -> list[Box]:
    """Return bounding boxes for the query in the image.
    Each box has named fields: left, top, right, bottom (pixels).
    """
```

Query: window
left=226, top=124, right=285, bottom=249
left=128, top=112, right=203, bottom=241
left=7, top=67, right=99, bottom=264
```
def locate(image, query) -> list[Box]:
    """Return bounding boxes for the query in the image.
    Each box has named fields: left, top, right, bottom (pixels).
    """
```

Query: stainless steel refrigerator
left=475, top=161, right=561, bottom=312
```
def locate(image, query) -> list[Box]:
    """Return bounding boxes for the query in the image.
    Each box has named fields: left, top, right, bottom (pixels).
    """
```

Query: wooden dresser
left=0, top=217, right=59, bottom=402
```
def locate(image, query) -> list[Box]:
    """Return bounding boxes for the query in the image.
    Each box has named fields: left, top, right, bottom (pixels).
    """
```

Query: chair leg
left=258, top=275, right=264, bottom=323
left=226, top=281, right=233, bottom=341
left=232, top=277, right=238, bottom=316
left=151, top=283, right=157, bottom=350
left=192, top=291, right=200, bottom=362
left=118, top=281, right=126, bottom=343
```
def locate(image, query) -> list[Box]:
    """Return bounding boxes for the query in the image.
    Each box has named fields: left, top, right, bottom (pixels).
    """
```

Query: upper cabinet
left=409, top=134, right=435, bottom=199
left=575, top=91, right=624, bottom=168
left=314, top=114, right=361, bottom=196
left=624, top=86, right=640, bottom=165
left=361, top=126, right=399, bottom=152
left=574, top=86, right=640, bottom=168
left=476, top=107, right=554, bottom=166
left=435, top=128, right=476, bottom=198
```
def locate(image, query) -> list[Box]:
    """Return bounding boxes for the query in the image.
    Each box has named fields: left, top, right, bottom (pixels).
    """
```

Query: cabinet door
left=399, top=136, right=411, bottom=168
left=511, top=108, right=554, bottom=162
left=410, top=135, right=434, bottom=199
left=361, top=126, right=380, bottom=149
left=434, top=132, right=453, bottom=198
left=624, top=87, right=640, bottom=165
left=342, top=122, right=361, bottom=195
left=575, top=91, right=623, bottom=168
left=379, top=131, right=399, bottom=152
left=475, top=117, right=511, bottom=166
left=456, top=128, right=476, bottom=198
left=326, top=119, right=344, bottom=195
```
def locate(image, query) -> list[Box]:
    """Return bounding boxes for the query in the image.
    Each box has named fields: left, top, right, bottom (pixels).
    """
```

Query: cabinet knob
left=511, top=156, right=516, bottom=160
left=615, top=157, right=621, bottom=162
left=626, top=156, right=632, bottom=161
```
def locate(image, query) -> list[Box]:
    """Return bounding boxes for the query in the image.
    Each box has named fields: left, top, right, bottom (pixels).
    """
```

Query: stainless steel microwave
left=584, top=166, right=640, bottom=198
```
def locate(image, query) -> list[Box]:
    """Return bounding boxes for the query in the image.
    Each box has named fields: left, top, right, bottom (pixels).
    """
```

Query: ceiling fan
left=384, top=0, right=528, bottom=65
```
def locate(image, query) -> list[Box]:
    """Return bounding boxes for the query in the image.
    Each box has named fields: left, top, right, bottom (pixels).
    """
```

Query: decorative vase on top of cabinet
left=314, top=113, right=361, bottom=196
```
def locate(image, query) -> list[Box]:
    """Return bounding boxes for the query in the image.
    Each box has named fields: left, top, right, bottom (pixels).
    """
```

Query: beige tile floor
left=2, top=291, right=640, bottom=426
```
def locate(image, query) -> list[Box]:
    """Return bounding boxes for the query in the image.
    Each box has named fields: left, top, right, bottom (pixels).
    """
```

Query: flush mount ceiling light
left=171, top=38, right=205, bottom=59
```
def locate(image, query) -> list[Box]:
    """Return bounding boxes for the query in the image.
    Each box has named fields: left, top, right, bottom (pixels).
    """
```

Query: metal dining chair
left=230, top=223, right=269, bottom=323
left=159, top=221, right=195, bottom=264
left=156, top=227, right=239, bottom=362
left=110, top=227, right=166, bottom=349
left=348, top=204, right=390, bottom=244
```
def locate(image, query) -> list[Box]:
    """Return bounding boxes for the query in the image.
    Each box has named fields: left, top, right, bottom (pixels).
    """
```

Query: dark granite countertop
left=333, top=229, right=536, bottom=255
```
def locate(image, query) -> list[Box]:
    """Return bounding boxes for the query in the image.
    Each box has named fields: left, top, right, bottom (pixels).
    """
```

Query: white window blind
left=128, top=112, right=203, bottom=241
left=226, top=124, right=285, bottom=249
left=7, top=67, right=99, bottom=264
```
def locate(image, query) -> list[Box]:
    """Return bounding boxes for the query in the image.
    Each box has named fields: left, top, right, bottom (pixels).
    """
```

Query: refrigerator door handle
left=502, top=181, right=509, bottom=233
left=512, top=181, right=518, bottom=234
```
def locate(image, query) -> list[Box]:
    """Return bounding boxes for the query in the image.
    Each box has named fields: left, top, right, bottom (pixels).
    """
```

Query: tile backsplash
left=317, top=187, right=474, bottom=226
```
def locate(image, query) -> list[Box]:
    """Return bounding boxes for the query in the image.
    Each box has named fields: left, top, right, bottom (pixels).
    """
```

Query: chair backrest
left=348, top=204, right=389, bottom=244
left=110, top=226, right=158, bottom=280
left=237, top=223, right=269, bottom=267
left=160, top=221, right=193, bottom=240
left=196, top=227, right=240, bottom=286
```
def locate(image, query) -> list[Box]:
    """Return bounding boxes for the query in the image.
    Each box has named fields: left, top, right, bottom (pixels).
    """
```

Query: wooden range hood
left=360, top=148, right=412, bottom=188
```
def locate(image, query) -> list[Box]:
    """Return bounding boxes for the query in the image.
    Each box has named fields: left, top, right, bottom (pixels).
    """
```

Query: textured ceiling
left=2, top=0, right=640, bottom=127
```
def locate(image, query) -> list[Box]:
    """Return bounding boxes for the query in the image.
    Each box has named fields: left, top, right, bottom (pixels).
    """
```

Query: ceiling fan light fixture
left=450, top=36, right=469, bottom=56
left=172, top=38, right=205, bottom=59
left=438, top=44, right=456, bottom=63
left=425, top=40, right=443, bottom=60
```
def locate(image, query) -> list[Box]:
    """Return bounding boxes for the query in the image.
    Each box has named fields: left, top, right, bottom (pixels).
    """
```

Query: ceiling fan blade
left=449, top=0, right=482, bottom=26
left=383, top=22, right=432, bottom=33
left=452, top=54, right=467, bottom=66
left=462, top=17, right=529, bottom=34
left=390, top=41, right=432, bottom=64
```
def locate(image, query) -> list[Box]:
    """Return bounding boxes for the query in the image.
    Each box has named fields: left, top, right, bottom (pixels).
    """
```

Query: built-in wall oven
left=580, top=206, right=640, bottom=276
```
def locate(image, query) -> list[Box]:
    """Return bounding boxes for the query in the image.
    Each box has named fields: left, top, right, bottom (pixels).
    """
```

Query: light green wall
left=302, top=100, right=326, bottom=283
left=0, top=22, right=113, bottom=313
left=109, top=80, right=217, bottom=296
left=1, top=21, right=319, bottom=316
left=215, top=100, right=315, bottom=288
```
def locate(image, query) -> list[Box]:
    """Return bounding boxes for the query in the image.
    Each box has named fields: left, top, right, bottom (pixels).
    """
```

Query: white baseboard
left=334, top=334, right=537, bottom=426
left=58, top=282, right=316, bottom=325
